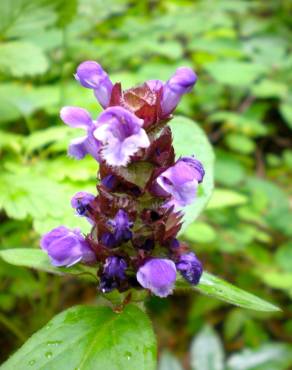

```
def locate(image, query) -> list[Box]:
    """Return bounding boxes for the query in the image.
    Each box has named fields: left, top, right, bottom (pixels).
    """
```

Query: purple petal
left=156, top=157, right=204, bottom=208
left=40, top=226, right=96, bottom=267
left=176, top=252, right=203, bottom=285
left=71, top=191, right=95, bottom=215
left=94, top=106, right=150, bottom=166
left=161, top=67, right=197, bottom=116
left=136, top=258, right=177, bottom=298
left=146, top=79, right=164, bottom=92
left=60, top=107, right=92, bottom=129
left=68, top=133, right=101, bottom=161
left=75, top=61, right=113, bottom=108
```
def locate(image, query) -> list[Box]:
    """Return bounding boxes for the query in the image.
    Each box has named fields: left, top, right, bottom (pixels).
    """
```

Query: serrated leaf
left=0, top=42, right=49, bottom=77
left=190, top=326, right=224, bottom=370
left=176, top=273, right=280, bottom=312
left=170, top=116, right=215, bottom=233
left=1, top=304, right=157, bottom=370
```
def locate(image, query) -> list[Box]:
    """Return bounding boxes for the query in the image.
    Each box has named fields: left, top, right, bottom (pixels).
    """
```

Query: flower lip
left=60, top=106, right=101, bottom=161
left=136, top=258, right=177, bottom=298
left=94, top=106, right=150, bottom=167
left=156, top=156, right=204, bottom=208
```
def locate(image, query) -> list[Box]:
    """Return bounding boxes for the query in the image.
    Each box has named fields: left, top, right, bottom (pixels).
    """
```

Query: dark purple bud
left=176, top=252, right=203, bottom=285
left=101, top=174, right=117, bottom=190
left=136, top=258, right=177, bottom=298
left=60, top=106, right=101, bottom=161
left=156, top=156, right=204, bottom=208
left=170, top=238, right=180, bottom=249
left=75, top=61, right=113, bottom=108
left=102, top=209, right=133, bottom=248
left=94, top=107, right=150, bottom=167
left=99, top=256, right=127, bottom=293
left=71, top=191, right=95, bottom=216
left=161, top=67, right=197, bottom=116
left=40, top=226, right=96, bottom=267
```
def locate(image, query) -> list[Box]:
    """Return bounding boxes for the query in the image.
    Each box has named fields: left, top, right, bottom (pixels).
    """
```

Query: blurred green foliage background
left=0, top=0, right=291, bottom=368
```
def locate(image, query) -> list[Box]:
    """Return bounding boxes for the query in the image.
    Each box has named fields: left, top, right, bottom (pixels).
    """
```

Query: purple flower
left=94, top=106, right=150, bottom=166
left=40, top=226, right=96, bottom=267
left=101, top=209, right=133, bottom=248
left=60, top=107, right=101, bottom=161
left=161, top=67, right=197, bottom=116
left=136, top=258, right=177, bottom=297
left=156, top=157, right=204, bottom=208
left=75, top=61, right=113, bottom=108
left=100, top=256, right=127, bottom=293
left=176, top=252, right=203, bottom=285
left=71, top=191, right=95, bottom=216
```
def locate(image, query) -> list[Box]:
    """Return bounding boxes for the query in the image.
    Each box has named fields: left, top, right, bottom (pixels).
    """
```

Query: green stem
left=0, top=312, right=26, bottom=343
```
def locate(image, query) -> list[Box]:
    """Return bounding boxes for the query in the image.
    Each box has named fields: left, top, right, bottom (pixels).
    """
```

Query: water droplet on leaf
left=45, top=351, right=53, bottom=359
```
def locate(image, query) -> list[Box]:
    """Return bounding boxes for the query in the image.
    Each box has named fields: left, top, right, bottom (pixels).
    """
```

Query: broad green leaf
left=190, top=326, right=224, bottom=370
left=170, top=116, right=215, bottom=232
left=176, top=273, right=280, bottom=312
left=1, top=304, right=157, bottom=370
left=0, top=0, right=57, bottom=38
left=275, top=242, right=292, bottom=272
left=207, top=189, right=248, bottom=209
left=227, top=343, right=292, bottom=370
left=0, top=249, right=90, bottom=276
left=158, top=351, right=184, bottom=370
left=0, top=42, right=48, bottom=77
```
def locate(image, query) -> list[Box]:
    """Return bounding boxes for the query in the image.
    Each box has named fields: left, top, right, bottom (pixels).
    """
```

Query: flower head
left=94, top=106, right=150, bottom=166
left=161, top=67, right=197, bottom=116
left=40, top=226, right=96, bottom=267
left=60, top=107, right=101, bottom=161
left=75, top=61, right=113, bottom=108
left=156, top=156, right=204, bottom=208
left=176, top=252, right=203, bottom=285
left=136, top=258, right=177, bottom=297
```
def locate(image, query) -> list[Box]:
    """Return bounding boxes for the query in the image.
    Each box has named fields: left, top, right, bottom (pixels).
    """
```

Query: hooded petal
left=136, top=258, right=177, bottom=297
left=60, top=107, right=92, bottom=129
left=40, top=226, right=96, bottom=267
left=75, top=61, right=113, bottom=108
left=161, top=67, right=197, bottom=116
left=176, top=252, right=203, bottom=285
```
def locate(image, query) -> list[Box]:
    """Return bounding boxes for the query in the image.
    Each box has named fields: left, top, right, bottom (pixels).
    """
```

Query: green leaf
left=1, top=304, right=157, bottom=370
left=170, top=116, right=215, bottom=232
left=207, top=189, right=248, bottom=209
left=227, top=343, right=292, bottom=370
left=225, top=133, right=255, bottom=154
left=0, top=249, right=88, bottom=276
left=176, top=272, right=280, bottom=312
left=190, top=326, right=224, bottom=370
left=158, top=351, right=184, bottom=370
left=0, top=42, right=49, bottom=77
